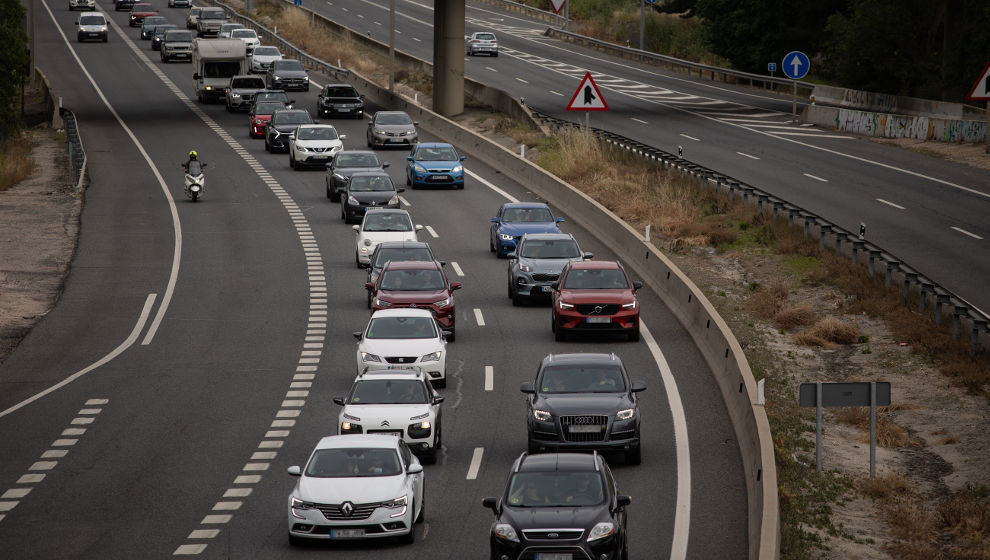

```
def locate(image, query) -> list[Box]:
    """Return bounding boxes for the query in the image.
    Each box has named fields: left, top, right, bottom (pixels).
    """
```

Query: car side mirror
left=382, top=162, right=390, bottom=168
left=352, top=225, right=360, bottom=232
left=550, top=281, right=559, bottom=290
left=556, top=217, right=566, bottom=223
left=332, top=396, right=345, bottom=406
left=520, top=381, right=535, bottom=394
left=506, top=252, right=517, bottom=259
left=287, top=466, right=301, bottom=477
left=339, top=134, right=347, bottom=140
left=481, top=497, right=499, bottom=513
left=397, top=188, right=405, bottom=193
left=193, top=73, right=201, bottom=80
left=326, top=163, right=333, bottom=169
left=631, top=381, right=647, bottom=393
left=491, top=217, right=499, bottom=223
left=364, top=282, right=375, bottom=291
left=352, top=331, right=363, bottom=340
left=449, top=282, right=462, bottom=291
left=616, top=495, right=632, bottom=508
left=583, top=252, right=594, bottom=260
left=632, top=281, right=643, bottom=291
left=432, top=395, right=445, bottom=405
left=459, top=156, right=466, bottom=161
left=406, top=156, right=414, bottom=161
left=414, top=225, right=424, bottom=231
left=407, top=463, right=424, bottom=474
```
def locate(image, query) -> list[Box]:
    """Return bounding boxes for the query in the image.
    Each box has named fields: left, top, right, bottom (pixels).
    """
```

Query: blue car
left=489, top=202, right=565, bottom=257
left=406, top=142, right=465, bottom=189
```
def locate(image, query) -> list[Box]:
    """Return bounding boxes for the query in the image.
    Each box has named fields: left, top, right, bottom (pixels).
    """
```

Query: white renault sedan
left=287, top=435, right=424, bottom=545
left=335, top=368, right=444, bottom=463
left=352, top=208, right=422, bottom=267
left=354, top=308, right=447, bottom=387
left=289, top=124, right=345, bottom=170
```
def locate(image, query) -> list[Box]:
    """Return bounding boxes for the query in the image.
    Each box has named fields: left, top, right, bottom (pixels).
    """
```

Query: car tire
left=288, top=533, right=303, bottom=547
left=528, top=441, right=540, bottom=455
left=355, top=251, right=362, bottom=268
left=415, top=488, right=425, bottom=522
left=289, top=152, right=296, bottom=169
left=401, top=521, right=415, bottom=544
left=329, top=186, right=340, bottom=202
left=264, top=136, right=271, bottom=152
left=512, top=289, right=523, bottom=307
left=406, top=173, right=411, bottom=186
left=554, top=320, right=566, bottom=342
left=490, top=236, right=496, bottom=253
left=340, top=203, right=347, bottom=222
left=433, top=377, right=446, bottom=389
left=626, top=445, right=642, bottom=466
left=494, top=52, right=499, bottom=57
left=366, top=290, right=372, bottom=309
left=628, top=326, right=640, bottom=342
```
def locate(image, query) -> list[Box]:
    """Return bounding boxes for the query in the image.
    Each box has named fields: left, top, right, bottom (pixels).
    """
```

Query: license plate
left=387, top=138, right=404, bottom=143
left=329, top=528, right=365, bottom=538
left=429, top=175, right=447, bottom=180
left=535, top=554, right=573, bottom=560
left=339, top=107, right=352, bottom=112
left=541, top=286, right=553, bottom=292
left=568, top=425, right=601, bottom=433
left=372, top=430, right=403, bottom=437
left=586, top=317, right=611, bottom=323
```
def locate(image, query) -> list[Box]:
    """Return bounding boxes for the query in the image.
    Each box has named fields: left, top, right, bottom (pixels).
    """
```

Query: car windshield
left=189, top=8, right=200, bottom=15
left=380, top=269, right=445, bottom=291
left=142, top=17, right=166, bottom=26
left=363, top=213, right=413, bottom=232
left=297, top=127, right=338, bottom=141
left=562, top=269, right=629, bottom=289
left=475, top=33, right=496, bottom=41
left=165, top=31, right=193, bottom=41
left=277, top=60, right=304, bottom=71
left=519, top=239, right=579, bottom=259
left=336, top=153, right=380, bottom=168
left=132, top=3, right=153, bottom=10
left=232, top=29, right=256, bottom=38
left=305, top=448, right=402, bottom=478
left=373, top=248, right=432, bottom=268
left=539, top=364, right=626, bottom=394
left=253, top=46, right=280, bottom=56
left=201, top=10, right=224, bottom=19
left=203, top=61, right=240, bottom=79
left=273, top=112, right=311, bottom=125
left=325, top=86, right=358, bottom=97
left=79, top=15, right=104, bottom=25
left=231, top=77, right=264, bottom=89
left=253, top=102, right=284, bottom=116
left=349, top=175, right=393, bottom=192
left=154, top=25, right=177, bottom=36
left=502, top=207, right=553, bottom=223
left=255, top=92, right=289, bottom=103
left=376, top=113, right=412, bottom=125
left=366, top=315, right=437, bottom=339
left=350, top=379, right=428, bottom=404
left=415, top=146, right=458, bottom=161
left=507, top=472, right=605, bottom=507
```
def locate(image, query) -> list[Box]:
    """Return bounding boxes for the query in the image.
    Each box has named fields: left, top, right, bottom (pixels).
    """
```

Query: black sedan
left=150, top=24, right=177, bottom=50
left=521, top=352, right=646, bottom=464
left=340, top=171, right=403, bottom=224
left=325, top=150, right=389, bottom=201
left=264, top=109, right=313, bottom=153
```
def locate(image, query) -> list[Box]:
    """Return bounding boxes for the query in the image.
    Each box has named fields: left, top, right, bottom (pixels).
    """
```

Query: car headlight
left=433, top=297, right=451, bottom=307
left=452, top=165, right=463, bottom=173
left=230, top=92, right=241, bottom=98
left=518, top=263, right=532, bottom=272
left=303, top=76, right=309, bottom=81
left=499, top=233, right=514, bottom=241
left=347, top=192, right=360, bottom=202
left=558, top=301, right=574, bottom=310
left=204, top=86, right=212, bottom=91
left=388, top=195, right=399, bottom=205
left=413, top=164, right=427, bottom=173
left=622, top=300, right=638, bottom=310
left=617, top=408, right=635, bottom=420
left=421, top=351, right=441, bottom=362
left=290, top=496, right=312, bottom=519
left=493, top=523, right=520, bottom=543
left=533, top=409, right=551, bottom=422
left=99, top=26, right=107, bottom=32
left=273, top=75, right=282, bottom=81
left=381, top=495, right=407, bottom=518
left=359, top=352, right=382, bottom=362
left=587, top=522, right=616, bottom=542
left=373, top=297, right=391, bottom=308
left=363, top=238, right=373, bottom=247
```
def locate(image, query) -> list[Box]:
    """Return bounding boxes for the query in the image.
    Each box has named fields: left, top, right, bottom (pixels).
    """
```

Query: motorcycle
left=182, top=160, right=207, bottom=202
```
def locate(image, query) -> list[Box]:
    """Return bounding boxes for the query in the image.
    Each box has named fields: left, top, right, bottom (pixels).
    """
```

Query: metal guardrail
left=60, top=108, right=86, bottom=191
left=472, top=0, right=567, bottom=27
left=544, top=27, right=816, bottom=98
left=528, top=108, right=990, bottom=356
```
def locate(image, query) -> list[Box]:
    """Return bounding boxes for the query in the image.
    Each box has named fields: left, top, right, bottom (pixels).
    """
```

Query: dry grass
left=832, top=405, right=918, bottom=448
left=747, top=281, right=789, bottom=320
left=793, top=316, right=860, bottom=347
left=773, top=304, right=817, bottom=330
left=859, top=471, right=914, bottom=499
left=268, top=8, right=379, bottom=77
left=0, top=137, right=34, bottom=191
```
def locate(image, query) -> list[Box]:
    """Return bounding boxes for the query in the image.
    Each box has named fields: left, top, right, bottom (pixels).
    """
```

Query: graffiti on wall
left=840, top=89, right=898, bottom=113
left=834, top=108, right=985, bottom=143
left=932, top=119, right=987, bottom=143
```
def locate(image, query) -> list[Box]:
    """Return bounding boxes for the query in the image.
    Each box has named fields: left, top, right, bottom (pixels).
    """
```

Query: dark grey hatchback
left=482, top=452, right=631, bottom=560
left=340, top=171, right=403, bottom=224
left=522, top=353, right=646, bottom=465
left=264, top=109, right=313, bottom=153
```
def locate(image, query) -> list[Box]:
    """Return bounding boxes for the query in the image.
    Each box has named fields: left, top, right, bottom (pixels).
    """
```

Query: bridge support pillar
left=432, top=0, right=465, bottom=117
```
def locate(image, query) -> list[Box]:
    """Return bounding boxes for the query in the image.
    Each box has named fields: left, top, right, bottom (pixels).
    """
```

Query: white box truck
left=192, top=38, right=247, bottom=103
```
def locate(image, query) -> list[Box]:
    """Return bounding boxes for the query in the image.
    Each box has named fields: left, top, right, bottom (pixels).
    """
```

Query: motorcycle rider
left=182, top=150, right=200, bottom=172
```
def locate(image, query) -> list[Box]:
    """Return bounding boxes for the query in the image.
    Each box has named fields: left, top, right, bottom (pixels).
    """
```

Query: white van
left=76, top=12, right=108, bottom=43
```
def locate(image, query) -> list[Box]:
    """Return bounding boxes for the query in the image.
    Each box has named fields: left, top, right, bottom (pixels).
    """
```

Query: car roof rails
left=512, top=452, right=528, bottom=473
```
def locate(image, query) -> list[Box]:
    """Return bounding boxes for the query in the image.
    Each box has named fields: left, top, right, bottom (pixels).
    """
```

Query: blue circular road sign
left=782, top=51, right=810, bottom=80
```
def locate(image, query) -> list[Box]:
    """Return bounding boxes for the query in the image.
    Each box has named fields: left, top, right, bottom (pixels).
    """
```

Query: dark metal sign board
left=799, top=382, right=890, bottom=408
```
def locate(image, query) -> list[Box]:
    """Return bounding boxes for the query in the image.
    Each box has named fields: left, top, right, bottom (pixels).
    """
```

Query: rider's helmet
left=188, top=150, right=198, bottom=160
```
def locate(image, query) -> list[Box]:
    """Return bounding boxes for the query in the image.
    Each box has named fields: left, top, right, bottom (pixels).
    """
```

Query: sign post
left=799, top=382, right=891, bottom=476
left=964, top=62, right=990, bottom=154
left=567, top=72, right=609, bottom=132
left=767, top=62, right=776, bottom=78
left=549, top=0, right=567, bottom=29
left=782, top=51, right=810, bottom=124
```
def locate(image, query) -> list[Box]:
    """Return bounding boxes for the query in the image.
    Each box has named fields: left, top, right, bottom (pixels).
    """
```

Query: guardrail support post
left=884, top=260, right=900, bottom=290
left=903, top=272, right=918, bottom=304
left=804, top=215, right=815, bottom=239
left=818, top=223, right=831, bottom=251
left=971, top=320, right=987, bottom=355
left=867, top=250, right=882, bottom=278
left=834, top=232, right=848, bottom=256
left=953, top=305, right=968, bottom=339
left=919, top=281, right=934, bottom=313
left=787, top=208, right=799, bottom=226
left=852, top=240, right=866, bottom=265
left=728, top=181, right=738, bottom=201
left=757, top=194, right=768, bottom=213
left=935, top=293, right=951, bottom=324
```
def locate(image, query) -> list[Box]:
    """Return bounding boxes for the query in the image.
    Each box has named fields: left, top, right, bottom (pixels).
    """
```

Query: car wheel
left=528, top=441, right=540, bottom=455
left=626, top=445, right=642, bottom=466
left=433, top=377, right=446, bottom=389
left=554, top=321, right=566, bottom=342
left=264, top=136, right=270, bottom=152
left=288, top=533, right=304, bottom=547
left=512, top=289, right=523, bottom=307
left=289, top=152, right=296, bottom=169
left=628, top=326, right=640, bottom=342
left=401, top=520, right=416, bottom=544
left=445, top=329, right=455, bottom=343
left=340, top=203, right=347, bottom=222
left=355, top=251, right=362, bottom=268
left=494, top=52, right=499, bottom=57
left=406, top=173, right=411, bottom=186
left=329, top=186, right=340, bottom=202
left=490, top=235, right=496, bottom=253
left=326, top=184, right=332, bottom=200
left=415, top=486, right=426, bottom=522
left=366, top=289, right=372, bottom=309
left=507, top=279, right=514, bottom=299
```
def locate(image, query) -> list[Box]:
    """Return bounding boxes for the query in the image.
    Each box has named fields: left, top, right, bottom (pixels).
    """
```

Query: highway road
left=0, top=1, right=748, bottom=558
left=325, top=0, right=990, bottom=316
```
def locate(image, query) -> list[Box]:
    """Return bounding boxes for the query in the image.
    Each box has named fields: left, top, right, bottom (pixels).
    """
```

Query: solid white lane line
left=632, top=118, right=648, bottom=124
left=641, top=321, right=691, bottom=560
left=549, top=90, right=564, bottom=96
left=803, top=173, right=828, bottom=183
left=413, top=37, right=421, bottom=42
left=484, top=366, right=494, bottom=391
left=516, top=77, right=529, bottom=84
left=398, top=195, right=410, bottom=206
left=736, top=151, right=760, bottom=160
left=425, top=226, right=439, bottom=238
left=680, top=134, right=700, bottom=141
left=952, top=226, right=983, bottom=240
left=474, top=308, right=486, bottom=326
left=485, top=66, right=498, bottom=72
left=876, top=198, right=906, bottom=210
left=451, top=262, right=465, bottom=276
left=466, top=169, right=519, bottom=202
left=466, top=448, right=484, bottom=479
left=0, top=295, right=154, bottom=419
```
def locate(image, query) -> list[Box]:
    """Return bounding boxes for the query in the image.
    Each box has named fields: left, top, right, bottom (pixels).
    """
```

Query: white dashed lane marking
left=803, top=173, right=828, bottom=183
left=451, top=262, right=464, bottom=276
left=474, top=308, right=486, bottom=327
left=680, top=134, right=700, bottom=141
left=466, top=448, right=484, bottom=480
left=952, top=227, right=983, bottom=240
left=485, top=366, right=494, bottom=391
left=736, top=152, right=760, bottom=160
left=876, top=198, right=906, bottom=210
left=425, top=225, right=439, bottom=238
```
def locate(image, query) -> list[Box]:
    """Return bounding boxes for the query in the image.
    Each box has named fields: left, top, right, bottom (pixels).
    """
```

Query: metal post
left=388, top=0, right=395, bottom=92
left=792, top=81, right=797, bottom=124
left=639, top=0, right=644, bottom=51
left=816, top=382, right=823, bottom=472
left=869, top=382, right=877, bottom=478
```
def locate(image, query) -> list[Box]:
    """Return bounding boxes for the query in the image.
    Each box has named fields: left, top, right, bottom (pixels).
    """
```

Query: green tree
left=0, top=0, right=30, bottom=139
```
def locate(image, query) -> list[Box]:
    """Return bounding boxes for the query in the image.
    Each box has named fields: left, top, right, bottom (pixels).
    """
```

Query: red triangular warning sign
left=549, top=0, right=566, bottom=14
left=965, top=62, right=990, bottom=101
left=566, top=72, right=609, bottom=112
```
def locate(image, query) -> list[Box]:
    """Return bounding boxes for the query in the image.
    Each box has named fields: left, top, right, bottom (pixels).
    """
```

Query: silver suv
left=224, top=75, right=267, bottom=112
left=196, top=7, right=226, bottom=37
left=160, top=29, right=194, bottom=62
left=507, top=233, right=592, bottom=305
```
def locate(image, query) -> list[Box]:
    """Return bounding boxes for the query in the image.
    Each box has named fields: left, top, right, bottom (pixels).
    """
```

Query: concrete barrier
left=812, top=84, right=985, bottom=120
left=806, top=104, right=987, bottom=143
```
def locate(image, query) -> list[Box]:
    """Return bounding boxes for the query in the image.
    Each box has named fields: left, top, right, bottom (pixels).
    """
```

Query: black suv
left=365, top=241, right=438, bottom=307
left=508, top=233, right=592, bottom=306
left=325, top=150, right=388, bottom=201
left=264, top=109, right=313, bottom=153
left=482, top=452, right=631, bottom=560
left=522, top=353, right=646, bottom=464
left=318, top=83, right=365, bottom=118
